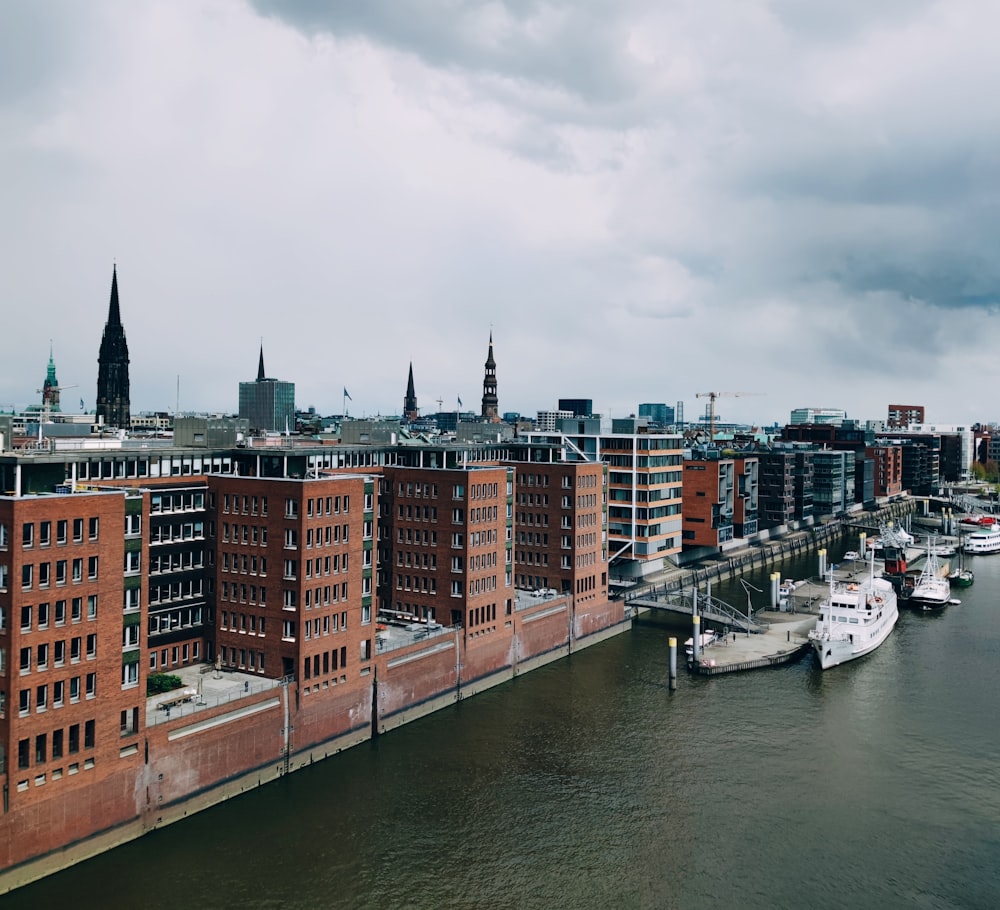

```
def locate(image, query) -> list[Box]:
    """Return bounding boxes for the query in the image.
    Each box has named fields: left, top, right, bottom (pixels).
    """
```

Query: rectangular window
left=69, top=724, right=80, bottom=753
left=73, top=518, right=84, bottom=542
left=88, top=517, right=99, bottom=540
left=84, top=720, right=95, bottom=748
left=57, top=519, right=67, bottom=543
left=88, top=556, right=99, bottom=580
left=39, top=521, right=51, bottom=546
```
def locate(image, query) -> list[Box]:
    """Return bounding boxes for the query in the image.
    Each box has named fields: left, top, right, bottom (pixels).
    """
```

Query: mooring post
left=668, top=636, right=677, bottom=690
left=691, top=615, right=701, bottom=662
left=770, top=572, right=780, bottom=609
left=818, top=548, right=827, bottom=579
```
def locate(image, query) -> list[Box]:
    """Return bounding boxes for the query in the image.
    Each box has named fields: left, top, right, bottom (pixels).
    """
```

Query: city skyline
left=4, top=2, right=999, bottom=424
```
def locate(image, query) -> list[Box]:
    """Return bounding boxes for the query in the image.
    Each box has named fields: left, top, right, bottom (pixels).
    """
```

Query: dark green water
left=5, top=546, right=1000, bottom=910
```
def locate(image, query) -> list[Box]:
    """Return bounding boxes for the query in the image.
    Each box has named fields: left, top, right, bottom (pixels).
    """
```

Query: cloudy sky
left=3, top=0, right=998, bottom=427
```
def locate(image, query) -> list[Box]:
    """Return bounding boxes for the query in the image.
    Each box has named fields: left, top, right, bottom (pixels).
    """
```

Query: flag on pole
left=344, top=387, right=352, bottom=401
left=457, top=396, right=463, bottom=408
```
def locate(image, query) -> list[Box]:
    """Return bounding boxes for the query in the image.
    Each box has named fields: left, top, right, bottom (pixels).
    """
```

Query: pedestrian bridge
left=626, top=587, right=769, bottom=635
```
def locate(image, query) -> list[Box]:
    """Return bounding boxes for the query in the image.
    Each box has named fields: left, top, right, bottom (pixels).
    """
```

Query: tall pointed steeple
left=481, top=331, right=498, bottom=421
left=96, top=264, right=131, bottom=430
left=42, top=342, right=61, bottom=413
left=404, top=362, right=418, bottom=421
left=257, top=344, right=267, bottom=381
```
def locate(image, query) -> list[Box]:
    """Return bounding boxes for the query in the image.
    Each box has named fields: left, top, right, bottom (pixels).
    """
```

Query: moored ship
left=809, top=557, right=899, bottom=670
left=963, top=527, right=1000, bottom=555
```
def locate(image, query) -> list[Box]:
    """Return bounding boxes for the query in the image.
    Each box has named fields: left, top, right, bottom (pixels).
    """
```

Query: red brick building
left=511, top=461, right=608, bottom=604
left=208, top=474, right=376, bottom=687
left=682, top=453, right=759, bottom=549
left=0, top=488, right=149, bottom=846
left=887, top=404, right=925, bottom=429
left=378, top=465, right=512, bottom=636
left=868, top=445, right=903, bottom=498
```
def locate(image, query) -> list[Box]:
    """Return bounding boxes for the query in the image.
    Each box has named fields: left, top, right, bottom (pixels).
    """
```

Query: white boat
left=908, top=537, right=951, bottom=611
left=684, top=631, right=719, bottom=657
left=808, top=556, right=898, bottom=670
left=963, top=527, right=1000, bottom=554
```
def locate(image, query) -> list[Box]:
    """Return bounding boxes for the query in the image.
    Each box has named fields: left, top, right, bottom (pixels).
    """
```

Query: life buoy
left=873, top=596, right=882, bottom=604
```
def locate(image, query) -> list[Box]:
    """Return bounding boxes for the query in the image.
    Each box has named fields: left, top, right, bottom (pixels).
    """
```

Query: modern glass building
left=238, top=347, right=295, bottom=434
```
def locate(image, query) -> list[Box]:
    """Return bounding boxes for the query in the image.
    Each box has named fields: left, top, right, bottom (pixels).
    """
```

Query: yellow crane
left=694, top=391, right=763, bottom=443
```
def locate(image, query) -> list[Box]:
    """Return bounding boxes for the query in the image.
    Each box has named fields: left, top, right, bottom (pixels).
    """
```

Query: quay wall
left=0, top=595, right=628, bottom=894
left=646, top=500, right=917, bottom=598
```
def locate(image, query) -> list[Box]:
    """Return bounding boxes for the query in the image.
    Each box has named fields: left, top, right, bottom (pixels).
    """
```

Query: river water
left=5, top=545, right=1000, bottom=910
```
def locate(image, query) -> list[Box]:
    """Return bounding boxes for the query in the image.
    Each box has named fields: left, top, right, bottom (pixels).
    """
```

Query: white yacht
left=809, top=557, right=898, bottom=670
left=909, top=539, right=951, bottom=611
left=963, top=527, right=1000, bottom=555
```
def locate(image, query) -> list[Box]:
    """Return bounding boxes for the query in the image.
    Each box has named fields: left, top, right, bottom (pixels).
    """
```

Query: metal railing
left=145, top=674, right=291, bottom=727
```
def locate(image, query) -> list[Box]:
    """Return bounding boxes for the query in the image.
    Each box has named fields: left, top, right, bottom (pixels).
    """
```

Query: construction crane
left=694, top=391, right=764, bottom=443
left=35, top=383, right=79, bottom=422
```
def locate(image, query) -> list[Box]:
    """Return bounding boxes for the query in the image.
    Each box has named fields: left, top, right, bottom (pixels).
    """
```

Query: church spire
left=404, top=361, right=418, bottom=421
left=257, top=344, right=266, bottom=381
left=481, top=331, right=498, bottom=421
left=96, top=264, right=131, bottom=430
left=108, top=264, right=122, bottom=326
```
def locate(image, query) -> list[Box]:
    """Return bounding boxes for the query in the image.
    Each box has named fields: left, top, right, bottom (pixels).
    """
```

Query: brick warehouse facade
left=0, top=440, right=628, bottom=892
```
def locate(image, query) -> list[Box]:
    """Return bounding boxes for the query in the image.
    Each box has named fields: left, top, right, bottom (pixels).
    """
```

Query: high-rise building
left=558, top=399, right=592, bottom=418
left=96, top=266, right=131, bottom=429
left=403, top=363, right=418, bottom=422
left=238, top=346, right=295, bottom=434
left=481, top=333, right=498, bottom=422
left=887, top=404, right=925, bottom=429
left=638, top=403, right=674, bottom=425
left=789, top=407, right=846, bottom=425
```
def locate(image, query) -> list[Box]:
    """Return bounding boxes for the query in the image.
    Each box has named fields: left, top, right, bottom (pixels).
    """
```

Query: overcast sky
left=3, top=0, right=998, bottom=427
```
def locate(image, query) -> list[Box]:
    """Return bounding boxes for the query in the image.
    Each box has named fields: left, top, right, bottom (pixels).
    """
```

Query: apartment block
left=511, top=461, right=608, bottom=603
left=525, top=417, right=683, bottom=576
left=682, top=453, right=759, bottom=549
left=378, top=465, right=513, bottom=640
left=0, top=489, right=148, bottom=832
left=209, top=474, right=376, bottom=684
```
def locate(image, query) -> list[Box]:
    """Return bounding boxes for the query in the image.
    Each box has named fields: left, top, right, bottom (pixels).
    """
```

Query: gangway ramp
left=626, top=587, right=769, bottom=634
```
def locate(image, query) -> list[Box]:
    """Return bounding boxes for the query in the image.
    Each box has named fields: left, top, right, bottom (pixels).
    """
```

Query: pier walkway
left=688, top=612, right=816, bottom=675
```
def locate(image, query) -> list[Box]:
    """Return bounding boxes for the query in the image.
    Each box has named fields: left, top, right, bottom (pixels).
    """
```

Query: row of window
left=149, top=607, right=207, bottom=636
left=20, top=635, right=96, bottom=672
left=16, top=673, right=97, bottom=715
left=15, top=556, right=99, bottom=590
left=14, top=518, right=99, bottom=549
left=17, top=596, right=98, bottom=632
left=221, top=523, right=268, bottom=545
left=302, top=607, right=368, bottom=641
left=150, top=641, right=200, bottom=670
left=284, top=495, right=352, bottom=518
left=220, top=493, right=266, bottom=515
left=393, top=481, right=439, bottom=499
left=395, top=575, right=438, bottom=595
left=302, top=646, right=350, bottom=680
left=18, top=720, right=95, bottom=770
left=151, top=491, right=205, bottom=514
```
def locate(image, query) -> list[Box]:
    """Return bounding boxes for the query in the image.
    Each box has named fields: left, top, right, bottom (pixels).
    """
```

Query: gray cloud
left=3, top=0, right=1000, bottom=428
